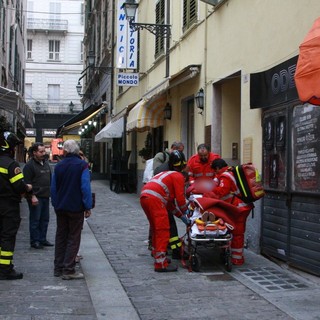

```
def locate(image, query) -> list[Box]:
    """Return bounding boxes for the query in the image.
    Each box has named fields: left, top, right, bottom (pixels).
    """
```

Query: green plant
left=138, top=147, right=152, bottom=160
left=138, top=132, right=153, bottom=160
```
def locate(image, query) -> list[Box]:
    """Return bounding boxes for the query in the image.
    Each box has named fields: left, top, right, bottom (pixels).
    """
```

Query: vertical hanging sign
left=117, top=0, right=137, bottom=70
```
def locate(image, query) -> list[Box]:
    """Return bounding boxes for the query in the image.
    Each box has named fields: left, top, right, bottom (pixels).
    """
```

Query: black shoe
left=172, top=250, right=189, bottom=260
left=54, top=270, right=62, bottom=277
left=31, top=242, right=44, bottom=249
left=41, top=240, right=54, bottom=247
left=0, top=269, right=23, bottom=280
left=155, top=264, right=178, bottom=272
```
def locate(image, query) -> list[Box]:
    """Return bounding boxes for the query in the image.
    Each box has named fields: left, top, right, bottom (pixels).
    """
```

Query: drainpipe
left=165, top=0, right=170, bottom=78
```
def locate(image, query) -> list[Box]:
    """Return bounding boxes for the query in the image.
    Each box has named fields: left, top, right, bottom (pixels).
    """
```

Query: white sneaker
left=61, top=272, right=84, bottom=280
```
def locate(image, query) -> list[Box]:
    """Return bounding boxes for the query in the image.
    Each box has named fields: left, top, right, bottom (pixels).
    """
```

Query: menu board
left=292, top=104, right=320, bottom=192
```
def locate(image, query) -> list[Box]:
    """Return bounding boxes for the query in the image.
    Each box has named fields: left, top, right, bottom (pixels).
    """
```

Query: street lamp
left=195, top=88, right=205, bottom=114
left=85, top=50, right=112, bottom=74
left=122, top=0, right=171, bottom=38
left=164, top=103, right=172, bottom=120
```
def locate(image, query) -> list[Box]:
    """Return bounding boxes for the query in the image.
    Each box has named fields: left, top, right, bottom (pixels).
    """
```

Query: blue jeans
left=28, top=197, right=50, bottom=245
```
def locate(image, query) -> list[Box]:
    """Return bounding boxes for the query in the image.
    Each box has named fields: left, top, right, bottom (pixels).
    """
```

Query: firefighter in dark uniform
left=0, top=131, right=32, bottom=280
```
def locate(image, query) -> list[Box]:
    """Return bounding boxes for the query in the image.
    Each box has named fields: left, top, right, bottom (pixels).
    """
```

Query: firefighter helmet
left=168, top=150, right=187, bottom=171
left=0, top=131, right=22, bottom=155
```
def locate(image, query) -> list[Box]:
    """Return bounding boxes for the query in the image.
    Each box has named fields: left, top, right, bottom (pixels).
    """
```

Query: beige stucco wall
left=116, top=0, right=320, bottom=172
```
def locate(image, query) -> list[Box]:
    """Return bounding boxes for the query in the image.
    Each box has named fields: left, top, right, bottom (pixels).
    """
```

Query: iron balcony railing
left=27, top=18, right=68, bottom=32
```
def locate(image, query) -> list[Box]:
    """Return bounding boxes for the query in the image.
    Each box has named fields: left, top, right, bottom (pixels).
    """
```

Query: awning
left=0, top=86, right=35, bottom=126
left=95, top=117, right=124, bottom=142
left=126, top=96, right=167, bottom=132
left=56, top=103, right=105, bottom=137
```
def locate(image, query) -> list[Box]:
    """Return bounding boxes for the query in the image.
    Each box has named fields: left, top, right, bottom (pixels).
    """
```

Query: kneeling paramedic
left=140, top=150, right=190, bottom=272
left=204, top=159, right=253, bottom=265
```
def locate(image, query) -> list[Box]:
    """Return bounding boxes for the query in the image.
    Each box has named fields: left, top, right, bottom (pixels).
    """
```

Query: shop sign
left=250, top=56, right=299, bottom=108
left=117, top=73, right=139, bottom=86
left=42, top=129, right=56, bottom=137
left=26, top=128, right=36, bottom=136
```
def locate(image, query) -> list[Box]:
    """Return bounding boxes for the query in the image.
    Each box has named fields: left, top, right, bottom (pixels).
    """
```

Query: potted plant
left=138, top=132, right=153, bottom=161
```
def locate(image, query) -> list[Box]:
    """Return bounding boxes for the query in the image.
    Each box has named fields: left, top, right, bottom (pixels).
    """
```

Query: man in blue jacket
left=51, top=140, right=92, bottom=280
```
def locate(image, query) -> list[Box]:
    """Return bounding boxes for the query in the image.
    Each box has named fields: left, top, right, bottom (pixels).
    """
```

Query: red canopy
left=295, top=17, right=320, bottom=105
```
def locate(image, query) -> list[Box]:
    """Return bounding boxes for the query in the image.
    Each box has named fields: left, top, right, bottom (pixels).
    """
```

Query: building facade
left=79, top=0, right=320, bottom=275
left=0, top=0, right=34, bottom=161
left=25, top=0, right=85, bottom=152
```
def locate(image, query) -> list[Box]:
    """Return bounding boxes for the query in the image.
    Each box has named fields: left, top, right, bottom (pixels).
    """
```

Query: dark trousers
left=54, top=210, right=84, bottom=275
left=28, top=197, right=50, bottom=245
left=0, top=200, right=21, bottom=271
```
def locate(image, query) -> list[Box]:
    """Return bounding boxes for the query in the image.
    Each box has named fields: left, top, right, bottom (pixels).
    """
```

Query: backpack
left=230, top=163, right=265, bottom=203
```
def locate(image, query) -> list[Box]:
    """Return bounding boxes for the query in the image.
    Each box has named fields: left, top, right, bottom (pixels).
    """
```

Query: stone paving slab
left=1, top=179, right=320, bottom=320
left=0, top=200, right=97, bottom=320
left=87, top=180, right=318, bottom=320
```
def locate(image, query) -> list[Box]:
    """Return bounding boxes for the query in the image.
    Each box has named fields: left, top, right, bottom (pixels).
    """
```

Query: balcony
left=27, top=18, right=68, bottom=33
left=30, top=103, right=81, bottom=114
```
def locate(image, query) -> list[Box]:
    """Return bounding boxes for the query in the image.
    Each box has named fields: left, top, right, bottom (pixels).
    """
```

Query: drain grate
left=237, top=267, right=308, bottom=292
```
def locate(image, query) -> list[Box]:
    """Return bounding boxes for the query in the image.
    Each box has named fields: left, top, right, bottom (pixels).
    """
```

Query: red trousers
left=140, top=195, right=170, bottom=269
left=231, top=209, right=251, bottom=265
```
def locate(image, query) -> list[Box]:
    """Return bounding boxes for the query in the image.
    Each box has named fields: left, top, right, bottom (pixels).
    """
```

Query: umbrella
left=295, top=17, right=320, bottom=105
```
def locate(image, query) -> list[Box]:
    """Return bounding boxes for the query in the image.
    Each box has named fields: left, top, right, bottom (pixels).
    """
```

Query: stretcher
left=183, top=194, right=234, bottom=272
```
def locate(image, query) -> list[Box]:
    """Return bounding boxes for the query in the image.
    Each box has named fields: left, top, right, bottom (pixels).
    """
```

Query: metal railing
left=27, top=18, right=68, bottom=32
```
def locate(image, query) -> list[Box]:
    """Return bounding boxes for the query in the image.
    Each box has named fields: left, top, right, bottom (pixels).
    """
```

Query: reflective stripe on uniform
left=154, top=252, right=166, bottom=264
left=205, top=172, right=214, bottom=177
left=0, top=250, right=13, bottom=265
left=169, top=236, right=182, bottom=249
left=231, top=247, right=243, bottom=259
left=141, top=189, right=167, bottom=205
left=141, top=171, right=175, bottom=204
left=10, top=172, right=24, bottom=184
left=0, top=167, right=8, bottom=174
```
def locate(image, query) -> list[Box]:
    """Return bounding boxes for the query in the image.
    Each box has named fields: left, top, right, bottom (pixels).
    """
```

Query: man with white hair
left=51, top=140, right=92, bottom=280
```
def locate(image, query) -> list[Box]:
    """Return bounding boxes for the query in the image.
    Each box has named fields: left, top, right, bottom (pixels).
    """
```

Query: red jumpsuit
left=187, top=152, right=220, bottom=184
left=140, top=171, right=188, bottom=269
left=205, top=167, right=253, bottom=265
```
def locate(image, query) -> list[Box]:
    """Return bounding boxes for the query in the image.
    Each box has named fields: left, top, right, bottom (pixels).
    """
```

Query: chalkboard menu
left=292, top=104, right=320, bottom=192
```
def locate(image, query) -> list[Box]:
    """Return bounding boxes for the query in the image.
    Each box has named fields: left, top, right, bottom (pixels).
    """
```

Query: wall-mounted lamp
left=76, top=81, right=92, bottom=99
left=195, top=88, right=205, bottom=114
left=164, top=103, right=172, bottom=120
left=122, top=0, right=171, bottom=37
left=86, top=50, right=112, bottom=74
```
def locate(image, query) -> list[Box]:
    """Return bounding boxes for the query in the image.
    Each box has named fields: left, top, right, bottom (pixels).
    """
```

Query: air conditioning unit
left=200, top=0, right=221, bottom=6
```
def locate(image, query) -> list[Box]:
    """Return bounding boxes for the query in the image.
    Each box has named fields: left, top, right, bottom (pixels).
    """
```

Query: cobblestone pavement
left=88, top=180, right=320, bottom=320
left=1, top=179, right=319, bottom=320
left=0, top=199, right=97, bottom=320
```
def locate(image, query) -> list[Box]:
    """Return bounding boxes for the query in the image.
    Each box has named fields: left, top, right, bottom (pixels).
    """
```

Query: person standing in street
left=0, top=131, right=33, bottom=280
left=140, top=150, right=190, bottom=272
left=153, top=141, right=184, bottom=172
left=23, top=142, right=53, bottom=249
left=51, top=140, right=92, bottom=280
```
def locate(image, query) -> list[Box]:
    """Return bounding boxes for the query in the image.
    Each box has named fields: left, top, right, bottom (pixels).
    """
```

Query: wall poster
left=292, top=104, right=320, bottom=193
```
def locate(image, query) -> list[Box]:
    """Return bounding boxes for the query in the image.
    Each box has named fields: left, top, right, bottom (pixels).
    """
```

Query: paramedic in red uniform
left=186, top=144, right=220, bottom=184
left=204, top=159, right=253, bottom=265
left=140, top=150, right=190, bottom=272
